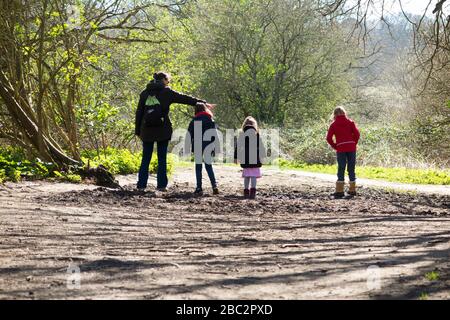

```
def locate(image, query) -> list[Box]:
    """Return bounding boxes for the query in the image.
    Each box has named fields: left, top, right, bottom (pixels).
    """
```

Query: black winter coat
left=186, top=113, right=219, bottom=154
left=234, top=126, right=265, bottom=168
left=135, top=81, right=205, bottom=142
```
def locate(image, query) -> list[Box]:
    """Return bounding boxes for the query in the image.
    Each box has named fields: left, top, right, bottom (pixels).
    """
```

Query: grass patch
left=53, top=171, right=82, bottom=183
left=425, top=271, right=440, bottom=282
left=419, top=292, right=429, bottom=300
left=275, top=159, right=450, bottom=185
left=173, top=160, right=193, bottom=168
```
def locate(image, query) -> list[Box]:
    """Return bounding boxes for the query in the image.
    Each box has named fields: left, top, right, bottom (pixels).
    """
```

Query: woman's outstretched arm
left=169, top=89, right=206, bottom=106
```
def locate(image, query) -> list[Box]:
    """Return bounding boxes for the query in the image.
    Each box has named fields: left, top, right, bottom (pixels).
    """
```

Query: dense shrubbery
left=0, top=146, right=84, bottom=183
left=281, top=122, right=335, bottom=165
left=278, top=120, right=450, bottom=185
left=81, top=148, right=175, bottom=176
left=0, top=147, right=175, bottom=184
left=281, top=122, right=447, bottom=169
left=0, top=147, right=57, bottom=182
left=0, top=169, right=5, bottom=184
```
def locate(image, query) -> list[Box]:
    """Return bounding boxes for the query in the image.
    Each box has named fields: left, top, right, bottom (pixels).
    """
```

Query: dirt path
left=0, top=166, right=449, bottom=300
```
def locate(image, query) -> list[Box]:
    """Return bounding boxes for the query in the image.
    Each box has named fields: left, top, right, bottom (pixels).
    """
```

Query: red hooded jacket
left=326, top=115, right=360, bottom=153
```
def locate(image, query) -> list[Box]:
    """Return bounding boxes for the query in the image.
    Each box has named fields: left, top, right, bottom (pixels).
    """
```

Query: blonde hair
left=242, top=116, right=259, bottom=132
left=332, top=106, right=347, bottom=120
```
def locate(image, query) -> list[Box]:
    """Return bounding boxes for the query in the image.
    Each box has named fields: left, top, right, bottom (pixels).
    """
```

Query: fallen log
left=83, top=165, right=122, bottom=190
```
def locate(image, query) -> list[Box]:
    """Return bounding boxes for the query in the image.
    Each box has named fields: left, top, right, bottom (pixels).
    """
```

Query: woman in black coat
left=135, top=72, right=213, bottom=191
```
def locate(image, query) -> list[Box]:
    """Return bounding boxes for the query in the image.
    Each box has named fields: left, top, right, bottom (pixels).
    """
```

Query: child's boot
left=213, top=187, right=220, bottom=195
left=348, top=181, right=357, bottom=196
left=244, top=189, right=250, bottom=199
left=334, top=181, right=345, bottom=198
left=249, top=188, right=257, bottom=199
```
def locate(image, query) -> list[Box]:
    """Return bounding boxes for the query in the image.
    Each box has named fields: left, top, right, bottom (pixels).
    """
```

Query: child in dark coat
left=326, top=106, right=360, bottom=197
left=234, top=116, right=265, bottom=199
left=187, top=103, right=219, bottom=195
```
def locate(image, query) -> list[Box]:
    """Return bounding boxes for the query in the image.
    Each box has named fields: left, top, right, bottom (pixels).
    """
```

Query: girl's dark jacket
left=186, top=111, right=219, bottom=154
left=234, top=126, right=265, bottom=168
left=135, top=80, right=205, bottom=142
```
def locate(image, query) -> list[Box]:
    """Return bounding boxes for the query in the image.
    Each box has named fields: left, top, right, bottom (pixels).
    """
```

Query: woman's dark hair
left=153, top=71, right=171, bottom=82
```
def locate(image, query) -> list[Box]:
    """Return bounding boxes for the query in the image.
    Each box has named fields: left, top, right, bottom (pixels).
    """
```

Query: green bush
left=63, top=174, right=82, bottom=183
left=0, top=169, right=6, bottom=183
left=52, top=170, right=82, bottom=183
left=281, top=122, right=445, bottom=168
left=0, top=147, right=56, bottom=183
left=81, top=148, right=175, bottom=176
left=281, top=121, right=336, bottom=165
left=0, top=146, right=175, bottom=184
left=7, top=168, right=22, bottom=182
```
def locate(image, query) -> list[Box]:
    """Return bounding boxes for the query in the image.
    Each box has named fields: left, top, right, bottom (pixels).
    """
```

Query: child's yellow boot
left=348, top=181, right=357, bottom=196
left=334, top=181, right=345, bottom=198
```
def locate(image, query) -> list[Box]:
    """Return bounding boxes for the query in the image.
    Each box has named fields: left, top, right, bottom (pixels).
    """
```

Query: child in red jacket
left=326, top=106, right=360, bottom=197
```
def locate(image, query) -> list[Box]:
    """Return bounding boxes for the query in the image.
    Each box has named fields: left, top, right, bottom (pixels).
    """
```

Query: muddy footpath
left=0, top=166, right=448, bottom=299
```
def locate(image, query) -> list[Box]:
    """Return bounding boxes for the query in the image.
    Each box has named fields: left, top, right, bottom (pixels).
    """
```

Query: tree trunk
left=0, top=71, right=80, bottom=166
